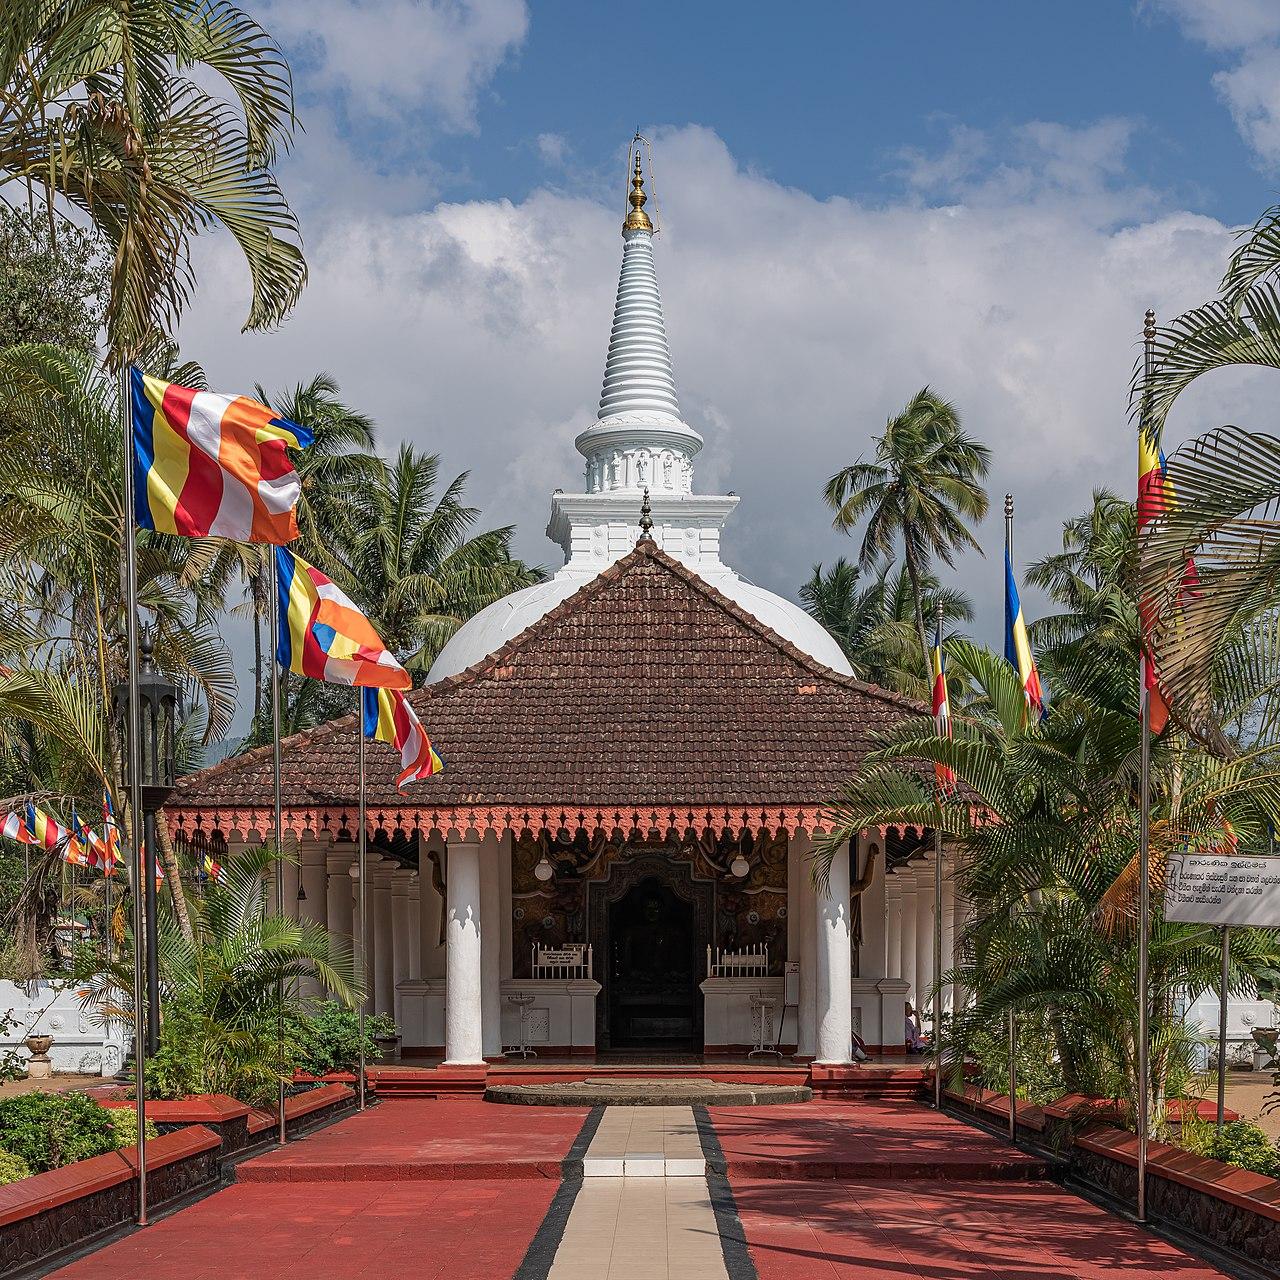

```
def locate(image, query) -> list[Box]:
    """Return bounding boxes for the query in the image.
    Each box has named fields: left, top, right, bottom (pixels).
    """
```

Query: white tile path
left=545, top=1106, right=739, bottom=1280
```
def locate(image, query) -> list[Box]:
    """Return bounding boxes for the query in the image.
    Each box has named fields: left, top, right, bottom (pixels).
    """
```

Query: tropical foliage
left=1, top=0, right=305, bottom=362
left=80, top=845, right=359, bottom=1106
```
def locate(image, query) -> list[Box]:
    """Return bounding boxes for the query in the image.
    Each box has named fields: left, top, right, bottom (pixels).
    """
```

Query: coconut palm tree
left=344, top=445, right=545, bottom=672
left=800, top=557, right=972, bottom=699
left=0, top=0, right=305, bottom=362
left=824, top=388, right=989, bottom=679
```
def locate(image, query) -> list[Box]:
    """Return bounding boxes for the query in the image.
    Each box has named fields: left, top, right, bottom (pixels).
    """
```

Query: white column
left=885, top=876, right=903, bottom=978
left=407, top=872, right=422, bottom=981
left=420, top=837, right=447, bottom=979
left=498, top=832, right=514, bottom=980
left=326, top=847, right=355, bottom=947
left=814, top=834, right=853, bottom=1065
left=391, top=868, right=415, bottom=1026
left=371, top=858, right=396, bottom=1019
left=900, top=874, right=919, bottom=1007
left=917, top=858, right=935, bottom=1027
left=858, top=838, right=886, bottom=980
left=479, top=832, right=502, bottom=1059
left=796, top=835, right=817, bottom=1058
left=445, top=837, right=484, bottom=1064
left=296, top=841, right=327, bottom=999
left=940, top=856, right=956, bottom=1016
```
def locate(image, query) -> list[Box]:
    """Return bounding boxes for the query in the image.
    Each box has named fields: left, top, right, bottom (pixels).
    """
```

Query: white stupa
left=428, top=144, right=852, bottom=683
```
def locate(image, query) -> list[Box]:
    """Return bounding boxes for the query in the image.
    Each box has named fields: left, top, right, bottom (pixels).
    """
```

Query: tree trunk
left=155, top=812, right=194, bottom=941
left=902, top=530, right=933, bottom=688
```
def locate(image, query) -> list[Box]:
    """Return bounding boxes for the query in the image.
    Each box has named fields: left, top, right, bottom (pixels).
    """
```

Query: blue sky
left=181, top=1, right=1280, bottom=731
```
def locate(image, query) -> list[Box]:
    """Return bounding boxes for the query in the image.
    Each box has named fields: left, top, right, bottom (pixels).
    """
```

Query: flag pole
left=269, top=550, right=286, bottom=1146
left=1137, top=308, right=1156, bottom=1222
left=1004, top=492, right=1017, bottom=1142
left=933, top=598, right=945, bottom=1111
left=357, top=698, right=368, bottom=1111
left=118, top=365, right=148, bottom=1227
left=1217, top=925, right=1230, bottom=1134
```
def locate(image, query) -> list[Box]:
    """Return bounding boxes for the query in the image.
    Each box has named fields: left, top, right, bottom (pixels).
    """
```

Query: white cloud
left=260, top=0, right=528, bottom=131
left=1154, top=0, right=1280, bottom=167
left=180, top=124, right=1253, bottom=730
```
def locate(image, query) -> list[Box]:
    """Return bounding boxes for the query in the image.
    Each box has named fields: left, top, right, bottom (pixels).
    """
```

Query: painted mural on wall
left=511, top=829, right=788, bottom=976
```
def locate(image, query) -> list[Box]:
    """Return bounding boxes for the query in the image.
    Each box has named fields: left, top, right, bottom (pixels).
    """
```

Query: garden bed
left=945, top=1084, right=1279, bottom=1278
left=0, top=1125, right=220, bottom=1277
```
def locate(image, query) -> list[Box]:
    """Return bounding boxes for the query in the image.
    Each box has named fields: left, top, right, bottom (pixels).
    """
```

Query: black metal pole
left=1217, top=925, right=1230, bottom=1134
left=142, top=811, right=160, bottom=1056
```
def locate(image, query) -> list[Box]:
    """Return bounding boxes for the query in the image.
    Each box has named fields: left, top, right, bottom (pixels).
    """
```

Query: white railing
left=706, top=943, right=769, bottom=978
left=531, top=942, right=593, bottom=980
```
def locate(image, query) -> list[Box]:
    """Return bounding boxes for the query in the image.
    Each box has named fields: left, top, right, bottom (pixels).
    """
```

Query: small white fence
left=531, top=943, right=593, bottom=980
left=706, top=943, right=769, bottom=978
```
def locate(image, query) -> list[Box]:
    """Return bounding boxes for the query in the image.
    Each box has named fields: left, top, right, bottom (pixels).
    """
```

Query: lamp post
left=112, top=636, right=180, bottom=1056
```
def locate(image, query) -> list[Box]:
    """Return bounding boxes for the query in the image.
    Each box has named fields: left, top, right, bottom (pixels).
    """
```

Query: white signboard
left=1164, top=854, right=1280, bottom=927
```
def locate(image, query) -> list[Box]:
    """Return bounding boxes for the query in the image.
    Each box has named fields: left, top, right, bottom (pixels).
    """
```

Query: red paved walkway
left=47, top=1099, right=1234, bottom=1279
left=237, top=1099, right=588, bottom=1181
left=733, top=1178, right=1229, bottom=1279
left=51, top=1179, right=557, bottom=1280
left=709, top=1101, right=1046, bottom=1179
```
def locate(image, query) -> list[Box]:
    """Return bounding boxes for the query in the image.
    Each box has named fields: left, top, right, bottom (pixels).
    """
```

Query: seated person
left=904, top=1002, right=929, bottom=1054
left=851, top=1030, right=869, bottom=1062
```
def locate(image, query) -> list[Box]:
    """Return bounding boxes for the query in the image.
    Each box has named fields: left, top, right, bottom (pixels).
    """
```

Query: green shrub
left=144, top=992, right=299, bottom=1107
left=292, top=1002, right=396, bottom=1076
left=1182, top=1117, right=1280, bottom=1178
left=0, top=1092, right=119, bottom=1173
left=102, top=1105, right=157, bottom=1151
left=0, top=1150, right=30, bottom=1184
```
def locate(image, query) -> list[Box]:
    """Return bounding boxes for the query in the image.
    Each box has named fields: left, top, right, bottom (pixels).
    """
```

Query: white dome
left=426, top=568, right=854, bottom=684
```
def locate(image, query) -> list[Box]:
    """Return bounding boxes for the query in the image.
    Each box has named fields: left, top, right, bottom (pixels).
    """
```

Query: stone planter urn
left=24, top=1034, right=53, bottom=1080
left=372, top=1033, right=400, bottom=1061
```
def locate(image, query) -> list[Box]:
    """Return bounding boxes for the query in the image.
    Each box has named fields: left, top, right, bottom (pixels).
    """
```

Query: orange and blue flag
left=1137, top=433, right=1170, bottom=735
left=1004, top=550, right=1045, bottom=717
left=931, top=617, right=955, bottom=795
left=276, top=547, right=410, bottom=689
left=363, top=687, right=443, bottom=790
left=131, top=369, right=313, bottom=544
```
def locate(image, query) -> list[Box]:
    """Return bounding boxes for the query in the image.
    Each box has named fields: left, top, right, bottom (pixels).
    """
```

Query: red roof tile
left=170, top=543, right=923, bottom=821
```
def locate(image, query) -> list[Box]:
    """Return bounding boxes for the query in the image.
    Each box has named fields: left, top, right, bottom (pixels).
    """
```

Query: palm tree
left=824, top=388, right=989, bottom=679
left=0, top=0, right=305, bottom=361
left=80, top=845, right=358, bottom=1104
left=344, top=445, right=545, bottom=672
left=817, top=639, right=1280, bottom=1132
left=800, top=557, right=972, bottom=699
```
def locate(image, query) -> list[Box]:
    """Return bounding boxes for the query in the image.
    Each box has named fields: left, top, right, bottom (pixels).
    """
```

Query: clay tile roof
left=170, top=542, right=925, bottom=817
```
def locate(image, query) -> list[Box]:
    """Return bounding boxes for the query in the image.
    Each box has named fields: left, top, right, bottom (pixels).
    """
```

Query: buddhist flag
left=201, top=852, right=225, bottom=884
left=363, top=687, right=443, bottom=789
left=276, top=547, right=410, bottom=689
left=101, top=790, right=120, bottom=875
left=1137, top=433, right=1170, bottom=735
left=131, top=369, right=314, bottom=544
left=1004, top=550, right=1045, bottom=717
left=2, top=804, right=78, bottom=859
left=931, top=617, right=955, bottom=795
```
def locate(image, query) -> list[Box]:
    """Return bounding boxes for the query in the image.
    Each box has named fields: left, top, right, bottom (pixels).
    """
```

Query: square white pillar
left=479, top=832, right=502, bottom=1059
left=391, top=867, right=416, bottom=1027
left=371, top=858, right=396, bottom=1019
left=813, top=833, right=853, bottom=1065
left=857, top=835, right=886, bottom=980
left=795, top=833, right=818, bottom=1058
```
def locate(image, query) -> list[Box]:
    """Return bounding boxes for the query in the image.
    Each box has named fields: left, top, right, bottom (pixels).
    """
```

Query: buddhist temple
left=168, top=145, right=960, bottom=1074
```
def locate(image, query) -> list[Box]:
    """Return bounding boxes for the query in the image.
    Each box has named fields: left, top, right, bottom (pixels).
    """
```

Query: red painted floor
left=731, top=1178, right=1231, bottom=1279
left=237, top=1099, right=588, bottom=1181
left=50, top=1179, right=557, bottom=1280
left=709, top=1101, right=1046, bottom=1178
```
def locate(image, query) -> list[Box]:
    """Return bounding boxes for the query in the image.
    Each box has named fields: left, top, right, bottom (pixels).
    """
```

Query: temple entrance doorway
left=604, top=876, right=698, bottom=1050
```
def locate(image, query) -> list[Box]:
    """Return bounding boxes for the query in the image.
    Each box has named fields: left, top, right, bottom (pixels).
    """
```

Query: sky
left=175, top=0, right=1280, bottom=733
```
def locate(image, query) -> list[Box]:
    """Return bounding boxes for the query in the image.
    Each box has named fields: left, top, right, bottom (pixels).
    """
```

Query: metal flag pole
left=357, top=699, right=368, bottom=1111
left=1217, top=925, right=1230, bottom=1134
left=1136, top=308, right=1156, bottom=1222
left=118, top=364, right=148, bottom=1226
left=933, top=598, right=945, bottom=1111
left=1005, top=493, right=1017, bottom=1142
left=269, top=550, right=286, bottom=1146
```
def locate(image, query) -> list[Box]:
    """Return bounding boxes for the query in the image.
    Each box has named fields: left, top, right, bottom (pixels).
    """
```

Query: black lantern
left=112, top=635, right=181, bottom=1055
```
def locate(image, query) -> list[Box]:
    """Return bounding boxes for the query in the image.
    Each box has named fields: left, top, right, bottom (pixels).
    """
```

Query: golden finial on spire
left=623, top=142, right=653, bottom=233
